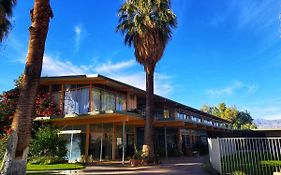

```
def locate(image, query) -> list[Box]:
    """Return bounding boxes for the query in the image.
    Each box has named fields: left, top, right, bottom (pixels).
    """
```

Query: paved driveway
left=70, top=156, right=211, bottom=175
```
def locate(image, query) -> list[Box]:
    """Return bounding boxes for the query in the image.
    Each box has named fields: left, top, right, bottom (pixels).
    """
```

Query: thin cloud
left=96, top=59, right=136, bottom=73
left=236, top=0, right=276, bottom=30
left=243, top=97, right=281, bottom=119
left=206, top=81, right=243, bottom=95
left=205, top=81, right=259, bottom=96
left=0, top=35, right=27, bottom=64
left=42, top=55, right=90, bottom=75
left=40, top=54, right=174, bottom=97
left=74, top=24, right=84, bottom=53
left=247, top=84, right=259, bottom=94
left=106, top=72, right=173, bottom=97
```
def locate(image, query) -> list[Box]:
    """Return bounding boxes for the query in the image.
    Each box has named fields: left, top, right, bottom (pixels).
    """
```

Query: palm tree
left=1, top=0, right=53, bottom=174
left=116, top=0, right=176, bottom=158
left=0, top=0, right=16, bottom=42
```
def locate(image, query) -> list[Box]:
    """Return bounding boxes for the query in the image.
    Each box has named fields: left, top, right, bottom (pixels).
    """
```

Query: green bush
left=29, top=126, right=67, bottom=164
left=0, top=139, right=6, bottom=161
left=28, top=156, right=66, bottom=165
left=232, top=171, right=246, bottom=175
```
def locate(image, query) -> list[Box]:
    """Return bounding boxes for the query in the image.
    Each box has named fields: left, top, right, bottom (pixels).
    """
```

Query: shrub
left=232, top=171, right=246, bottom=175
left=0, top=139, right=7, bottom=161
left=29, top=126, right=67, bottom=164
left=28, top=156, right=66, bottom=165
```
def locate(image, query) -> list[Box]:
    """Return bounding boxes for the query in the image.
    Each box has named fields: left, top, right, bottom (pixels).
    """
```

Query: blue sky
left=1, top=0, right=281, bottom=120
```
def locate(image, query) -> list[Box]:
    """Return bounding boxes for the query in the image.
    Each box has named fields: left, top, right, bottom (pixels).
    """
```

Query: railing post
left=122, top=120, right=126, bottom=164
left=217, top=137, right=222, bottom=173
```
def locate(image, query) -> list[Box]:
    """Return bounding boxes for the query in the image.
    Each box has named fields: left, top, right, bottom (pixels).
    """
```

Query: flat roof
left=40, top=74, right=231, bottom=123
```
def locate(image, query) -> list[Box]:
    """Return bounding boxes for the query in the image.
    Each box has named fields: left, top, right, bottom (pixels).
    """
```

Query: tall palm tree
left=0, top=0, right=16, bottom=42
left=117, top=0, right=176, bottom=158
left=1, top=0, right=53, bottom=174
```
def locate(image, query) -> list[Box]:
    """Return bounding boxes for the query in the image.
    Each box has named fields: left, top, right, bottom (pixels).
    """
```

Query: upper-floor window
left=163, top=109, right=170, bottom=119
left=91, top=88, right=101, bottom=112
left=91, top=87, right=126, bottom=112
left=177, top=112, right=187, bottom=120
left=116, top=94, right=126, bottom=111
left=51, top=84, right=61, bottom=106
left=64, top=85, right=89, bottom=115
left=101, top=91, right=115, bottom=111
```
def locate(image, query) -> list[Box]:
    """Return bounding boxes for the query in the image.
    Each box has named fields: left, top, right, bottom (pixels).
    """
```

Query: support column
left=85, top=124, right=90, bottom=161
left=134, top=125, right=137, bottom=147
left=112, top=124, right=116, bottom=160
left=89, top=84, right=92, bottom=111
left=189, top=130, right=193, bottom=146
left=70, top=133, right=74, bottom=161
left=100, top=124, right=103, bottom=162
left=177, top=128, right=182, bottom=154
left=60, top=84, right=65, bottom=115
left=164, top=127, right=168, bottom=158
left=122, top=120, right=126, bottom=164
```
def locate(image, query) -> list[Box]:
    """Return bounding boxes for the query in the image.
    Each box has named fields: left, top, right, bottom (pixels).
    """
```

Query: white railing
left=208, top=137, right=281, bottom=175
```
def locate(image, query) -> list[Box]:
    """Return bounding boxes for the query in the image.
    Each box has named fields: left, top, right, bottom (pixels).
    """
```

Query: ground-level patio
left=29, top=156, right=211, bottom=175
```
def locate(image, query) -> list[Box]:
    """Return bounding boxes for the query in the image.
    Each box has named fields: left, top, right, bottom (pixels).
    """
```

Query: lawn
left=27, top=163, right=85, bottom=171
left=221, top=152, right=278, bottom=175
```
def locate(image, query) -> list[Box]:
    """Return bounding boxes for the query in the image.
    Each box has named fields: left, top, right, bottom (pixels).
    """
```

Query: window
left=163, top=109, right=170, bottom=119
left=116, top=94, right=126, bottom=111
left=91, top=88, right=101, bottom=112
left=52, top=92, right=60, bottom=106
left=51, top=84, right=62, bottom=106
left=101, top=91, right=115, bottom=111
left=64, top=85, right=89, bottom=115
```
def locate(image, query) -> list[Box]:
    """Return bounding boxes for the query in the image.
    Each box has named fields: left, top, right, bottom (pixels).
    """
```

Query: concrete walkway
left=27, top=156, right=211, bottom=175
left=71, top=156, right=211, bottom=175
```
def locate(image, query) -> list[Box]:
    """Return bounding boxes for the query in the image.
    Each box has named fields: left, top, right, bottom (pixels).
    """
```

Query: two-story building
left=38, top=74, right=231, bottom=162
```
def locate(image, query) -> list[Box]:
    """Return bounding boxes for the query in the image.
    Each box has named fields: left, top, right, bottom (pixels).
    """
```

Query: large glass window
left=64, top=85, right=89, bottom=115
left=101, top=91, right=115, bottom=111
left=51, top=84, right=62, bottom=107
left=52, top=92, right=60, bottom=106
left=116, top=94, right=126, bottom=111
left=91, top=88, right=101, bottom=112
left=163, top=109, right=170, bottom=119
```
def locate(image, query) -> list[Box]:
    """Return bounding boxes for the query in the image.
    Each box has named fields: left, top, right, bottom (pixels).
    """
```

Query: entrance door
left=182, top=134, right=191, bottom=156
left=127, top=133, right=135, bottom=157
left=89, top=132, right=112, bottom=160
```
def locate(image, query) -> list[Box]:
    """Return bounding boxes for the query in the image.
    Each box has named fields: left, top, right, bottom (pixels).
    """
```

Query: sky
left=0, top=0, right=281, bottom=120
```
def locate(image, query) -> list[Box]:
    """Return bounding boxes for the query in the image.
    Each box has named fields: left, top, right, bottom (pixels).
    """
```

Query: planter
left=130, top=159, right=142, bottom=167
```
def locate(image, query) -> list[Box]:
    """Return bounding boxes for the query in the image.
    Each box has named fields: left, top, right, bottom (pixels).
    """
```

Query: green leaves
left=116, top=0, right=177, bottom=47
left=0, top=0, right=17, bottom=42
left=29, top=126, right=67, bottom=161
left=201, top=103, right=257, bottom=129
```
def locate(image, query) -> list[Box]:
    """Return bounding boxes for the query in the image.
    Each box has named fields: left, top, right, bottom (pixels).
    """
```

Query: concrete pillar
left=99, top=124, right=103, bottom=162
left=85, top=124, right=90, bottom=161
left=164, top=127, right=168, bottom=158
left=177, top=128, right=182, bottom=154
left=122, top=120, right=126, bottom=164
left=189, top=130, right=193, bottom=146
left=134, top=125, right=137, bottom=146
left=112, top=124, right=116, bottom=160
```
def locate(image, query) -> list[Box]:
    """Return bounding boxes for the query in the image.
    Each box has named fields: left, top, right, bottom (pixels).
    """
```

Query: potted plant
left=129, top=147, right=143, bottom=167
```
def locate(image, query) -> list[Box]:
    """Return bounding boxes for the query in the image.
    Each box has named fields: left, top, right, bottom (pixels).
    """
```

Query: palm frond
left=116, top=0, right=177, bottom=47
left=0, top=0, right=17, bottom=42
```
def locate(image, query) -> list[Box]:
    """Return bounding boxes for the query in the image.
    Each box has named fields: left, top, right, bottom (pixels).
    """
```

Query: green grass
left=221, top=152, right=277, bottom=175
left=261, top=160, right=281, bottom=166
left=27, top=163, right=84, bottom=171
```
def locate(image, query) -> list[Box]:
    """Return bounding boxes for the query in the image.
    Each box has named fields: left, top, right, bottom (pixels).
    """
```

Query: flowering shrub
left=0, top=89, right=19, bottom=139
left=35, top=93, right=61, bottom=118
left=0, top=88, right=61, bottom=140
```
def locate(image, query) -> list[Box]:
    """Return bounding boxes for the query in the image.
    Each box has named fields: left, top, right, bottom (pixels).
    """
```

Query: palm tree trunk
left=1, top=0, right=53, bottom=174
left=143, top=62, right=155, bottom=159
